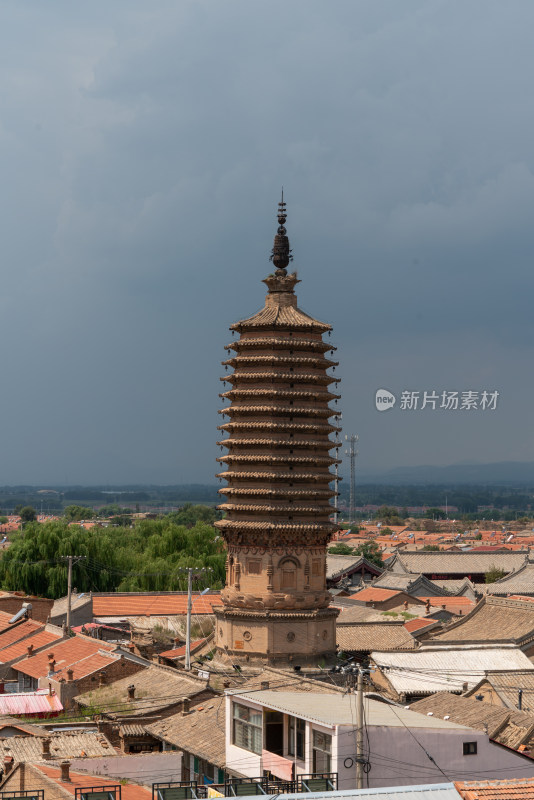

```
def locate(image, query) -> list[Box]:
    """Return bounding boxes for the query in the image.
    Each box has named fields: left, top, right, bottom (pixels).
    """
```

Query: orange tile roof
left=0, top=619, right=44, bottom=648
left=455, top=778, right=534, bottom=798
left=0, top=611, right=15, bottom=633
left=14, top=635, right=116, bottom=680
left=419, top=596, right=475, bottom=607
left=36, top=764, right=151, bottom=800
left=348, top=587, right=402, bottom=602
left=404, top=617, right=437, bottom=633
left=160, top=638, right=207, bottom=658
left=0, top=629, right=62, bottom=663
left=93, top=593, right=223, bottom=616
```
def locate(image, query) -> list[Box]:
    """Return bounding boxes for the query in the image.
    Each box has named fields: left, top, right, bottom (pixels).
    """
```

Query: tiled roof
left=146, top=697, right=226, bottom=767
left=35, top=764, right=151, bottom=800
left=331, top=603, right=386, bottom=624
left=372, top=572, right=454, bottom=597
left=466, top=671, right=534, bottom=713
left=159, top=638, right=207, bottom=659
left=0, top=629, right=62, bottom=668
left=0, top=730, right=115, bottom=761
left=232, top=303, right=330, bottom=331
left=371, top=647, right=534, bottom=696
left=0, top=611, right=16, bottom=632
left=410, top=692, right=534, bottom=752
left=0, top=619, right=44, bottom=649
left=486, top=564, right=534, bottom=596
left=348, top=587, right=404, bottom=602
left=431, top=597, right=534, bottom=644
left=337, top=622, right=416, bottom=652
left=14, top=635, right=116, bottom=680
left=389, top=550, right=528, bottom=575
left=75, top=663, right=209, bottom=717
left=455, top=778, right=534, bottom=799
left=92, top=593, right=222, bottom=617
left=405, top=617, right=440, bottom=633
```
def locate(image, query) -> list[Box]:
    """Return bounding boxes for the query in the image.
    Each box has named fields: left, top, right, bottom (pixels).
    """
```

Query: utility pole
left=66, top=555, right=73, bottom=632
left=185, top=567, right=193, bottom=671
left=356, top=668, right=364, bottom=789
left=345, top=434, right=359, bottom=523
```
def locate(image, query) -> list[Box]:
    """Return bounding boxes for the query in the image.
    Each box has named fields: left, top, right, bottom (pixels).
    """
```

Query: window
left=248, top=560, right=261, bottom=575
left=22, top=675, right=33, bottom=689
left=281, top=568, right=296, bottom=589
left=288, top=717, right=306, bottom=760
left=463, top=741, right=477, bottom=755
left=312, top=560, right=321, bottom=577
left=233, top=703, right=262, bottom=754
left=312, top=730, right=331, bottom=772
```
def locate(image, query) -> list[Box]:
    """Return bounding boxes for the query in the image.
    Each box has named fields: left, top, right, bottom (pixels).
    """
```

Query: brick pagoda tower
left=214, top=196, right=341, bottom=664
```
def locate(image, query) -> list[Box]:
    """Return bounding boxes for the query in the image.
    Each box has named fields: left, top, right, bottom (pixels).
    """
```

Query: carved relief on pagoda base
left=214, top=605, right=339, bottom=663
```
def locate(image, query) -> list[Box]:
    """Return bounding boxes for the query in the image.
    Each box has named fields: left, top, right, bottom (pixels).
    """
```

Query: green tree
left=64, top=505, right=96, bottom=522
left=426, top=508, right=447, bottom=520
left=328, top=543, right=354, bottom=555
left=0, top=517, right=7, bottom=525
left=375, top=506, right=404, bottom=526
left=353, top=540, right=383, bottom=568
left=485, top=565, right=506, bottom=584
left=19, top=507, right=36, bottom=523
left=422, top=545, right=440, bottom=551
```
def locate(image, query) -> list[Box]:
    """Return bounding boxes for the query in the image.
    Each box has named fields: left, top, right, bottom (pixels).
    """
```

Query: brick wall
left=0, top=596, right=54, bottom=623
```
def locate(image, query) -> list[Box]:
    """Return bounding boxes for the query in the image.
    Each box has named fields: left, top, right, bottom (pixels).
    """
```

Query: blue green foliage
left=0, top=519, right=225, bottom=598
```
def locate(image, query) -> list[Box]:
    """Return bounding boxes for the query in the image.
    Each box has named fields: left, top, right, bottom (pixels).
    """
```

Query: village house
left=223, top=689, right=534, bottom=788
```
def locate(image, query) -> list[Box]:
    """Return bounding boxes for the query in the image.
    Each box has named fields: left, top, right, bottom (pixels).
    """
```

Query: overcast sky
left=1, top=0, right=533, bottom=485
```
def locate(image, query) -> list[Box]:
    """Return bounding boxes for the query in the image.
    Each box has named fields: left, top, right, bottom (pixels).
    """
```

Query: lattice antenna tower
left=345, top=434, right=359, bottom=522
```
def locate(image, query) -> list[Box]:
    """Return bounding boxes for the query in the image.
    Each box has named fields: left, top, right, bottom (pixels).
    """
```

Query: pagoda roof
left=231, top=301, right=331, bottom=332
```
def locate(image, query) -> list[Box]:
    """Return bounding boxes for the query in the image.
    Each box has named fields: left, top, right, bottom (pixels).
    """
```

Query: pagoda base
left=214, top=605, right=339, bottom=666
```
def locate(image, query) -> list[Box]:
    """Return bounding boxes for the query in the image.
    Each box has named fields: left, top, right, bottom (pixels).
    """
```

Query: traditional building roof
left=74, top=663, right=209, bottom=718
left=337, top=621, right=416, bottom=652
left=370, top=647, right=534, bottom=697
left=0, top=730, right=115, bottom=761
left=34, top=764, right=151, bottom=800
left=485, top=563, right=534, bottom=596
left=455, top=778, right=534, bottom=799
left=409, top=692, right=534, bottom=753
left=386, top=550, right=528, bottom=577
left=371, top=572, right=456, bottom=597
left=429, top=597, right=534, bottom=646
left=465, top=671, right=534, bottom=712
left=92, top=591, right=222, bottom=617
left=326, top=554, right=383, bottom=582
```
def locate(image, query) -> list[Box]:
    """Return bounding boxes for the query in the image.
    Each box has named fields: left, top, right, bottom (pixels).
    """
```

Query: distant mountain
left=356, top=461, right=534, bottom=485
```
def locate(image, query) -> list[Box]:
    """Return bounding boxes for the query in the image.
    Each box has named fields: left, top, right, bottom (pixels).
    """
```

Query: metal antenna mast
left=345, top=434, right=359, bottom=522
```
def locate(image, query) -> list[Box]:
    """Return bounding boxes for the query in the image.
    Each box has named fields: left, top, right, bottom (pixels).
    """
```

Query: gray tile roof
left=0, top=730, right=115, bottom=762
left=337, top=622, right=416, bottom=652
left=326, top=555, right=383, bottom=580
left=146, top=697, right=226, bottom=768
left=388, top=550, right=528, bottom=576
left=430, top=597, right=534, bottom=644
left=466, top=670, right=534, bottom=712
left=409, top=691, right=534, bottom=751
left=370, top=646, right=534, bottom=696
left=485, top=563, right=534, bottom=595
left=74, top=663, right=209, bottom=717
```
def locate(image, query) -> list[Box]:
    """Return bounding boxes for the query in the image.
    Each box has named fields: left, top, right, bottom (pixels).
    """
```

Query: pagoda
left=214, top=196, right=341, bottom=664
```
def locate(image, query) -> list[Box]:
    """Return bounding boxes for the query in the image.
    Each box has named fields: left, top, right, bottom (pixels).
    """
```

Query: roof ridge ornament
left=269, top=189, right=293, bottom=272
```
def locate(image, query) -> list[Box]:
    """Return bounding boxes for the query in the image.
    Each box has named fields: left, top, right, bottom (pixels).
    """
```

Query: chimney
left=403, top=600, right=408, bottom=610
left=425, top=599, right=430, bottom=613
left=128, top=642, right=135, bottom=652
left=60, top=761, right=71, bottom=782
left=98, top=672, right=106, bottom=688
left=41, top=737, right=51, bottom=760
left=47, top=653, right=55, bottom=675
left=462, top=682, right=468, bottom=692
left=182, top=697, right=190, bottom=716
left=27, top=643, right=34, bottom=657
left=127, top=684, right=135, bottom=701
left=260, top=681, right=270, bottom=690
left=223, top=681, right=231, bottom=688
left=3, top=756, right=13, bottom=776
left=66, top=669, right=74, bottom=683
left=441, top=604, right=446, bottom=610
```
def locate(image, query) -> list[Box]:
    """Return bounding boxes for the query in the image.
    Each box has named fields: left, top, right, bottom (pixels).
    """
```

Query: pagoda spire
left=270, top=189, right=293, bottom=272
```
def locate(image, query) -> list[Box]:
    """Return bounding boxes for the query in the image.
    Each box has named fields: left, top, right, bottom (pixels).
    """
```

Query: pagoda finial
left=269, top=189, right=293, bottom=272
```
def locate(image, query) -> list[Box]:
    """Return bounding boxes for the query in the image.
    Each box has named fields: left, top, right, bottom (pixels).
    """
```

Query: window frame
left=232, top=702, right=262, bottom=755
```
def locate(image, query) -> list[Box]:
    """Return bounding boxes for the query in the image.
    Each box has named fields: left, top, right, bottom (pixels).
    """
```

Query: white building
left=225, top=690, right=534, bottom=789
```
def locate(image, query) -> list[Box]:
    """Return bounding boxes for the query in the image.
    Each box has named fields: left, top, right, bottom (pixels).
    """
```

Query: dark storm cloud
left=0, top=0, right=533, bottom=483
